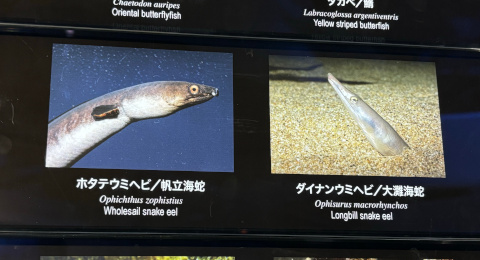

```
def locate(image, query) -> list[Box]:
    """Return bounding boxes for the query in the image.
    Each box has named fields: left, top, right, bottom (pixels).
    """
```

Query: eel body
left=327, top=73, right=409, bottom=156
left=46, top=81, right=218, bottom=168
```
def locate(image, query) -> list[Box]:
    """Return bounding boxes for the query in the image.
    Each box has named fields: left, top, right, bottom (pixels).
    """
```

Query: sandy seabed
left=270, top=56, right=445, bottom=177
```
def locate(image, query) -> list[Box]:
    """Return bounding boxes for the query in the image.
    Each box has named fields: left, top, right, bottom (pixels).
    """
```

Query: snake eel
left=328, top=73, right=409, bottom=156
left=46, top=81, right=218, bottom=167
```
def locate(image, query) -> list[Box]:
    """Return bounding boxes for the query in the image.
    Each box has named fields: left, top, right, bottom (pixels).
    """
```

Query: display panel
left=0, top=33, right=480, bottom=238
left=1, top=1, right=479, bottom=47
left=0, top=244, right=479, bottom=260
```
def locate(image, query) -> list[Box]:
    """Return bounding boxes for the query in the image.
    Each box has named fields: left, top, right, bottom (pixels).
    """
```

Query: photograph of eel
left=269, top=55, right=445, bottom=177
left=46, top=44, right=233, bottom=172
left=274, top=258, right=379, bottom=260
left=41, top=257, right=235, bottom=260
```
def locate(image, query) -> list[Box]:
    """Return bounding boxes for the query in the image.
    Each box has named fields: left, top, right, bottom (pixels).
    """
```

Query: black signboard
left=0, top=31, right=480, bottom=239
left=1, top=244, right=480, bottom=260
left=1, top=0, right=480, bottom=48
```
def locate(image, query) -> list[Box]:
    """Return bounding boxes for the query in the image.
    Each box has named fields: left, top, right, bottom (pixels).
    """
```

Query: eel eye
left=189, top=85, right=199, bottom=94
left=350, top=96, right=358, bottom=103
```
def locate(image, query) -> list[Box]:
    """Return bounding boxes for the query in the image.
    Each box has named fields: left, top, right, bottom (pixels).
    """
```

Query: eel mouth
left=185, top=87, right=219, bottom=105
left=212, top=88, right=219, bottom=97
left=328, top=73, right=356, bottom=111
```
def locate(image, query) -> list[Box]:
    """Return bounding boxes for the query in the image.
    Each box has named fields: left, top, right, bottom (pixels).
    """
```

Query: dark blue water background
left=49, top=44, right=234, bottom=172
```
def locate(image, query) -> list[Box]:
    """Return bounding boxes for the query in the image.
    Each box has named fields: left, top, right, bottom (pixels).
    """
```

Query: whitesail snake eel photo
left=46, top=81, right=218, bottom=168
